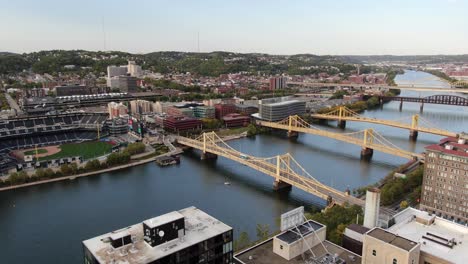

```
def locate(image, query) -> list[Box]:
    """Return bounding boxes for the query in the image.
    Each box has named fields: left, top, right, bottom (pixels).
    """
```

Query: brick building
left=420, top=133, right=468, bottom=223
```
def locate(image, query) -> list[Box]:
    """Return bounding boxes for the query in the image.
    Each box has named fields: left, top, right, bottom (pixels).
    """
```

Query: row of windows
left=370, top=250, right=412, bottom=264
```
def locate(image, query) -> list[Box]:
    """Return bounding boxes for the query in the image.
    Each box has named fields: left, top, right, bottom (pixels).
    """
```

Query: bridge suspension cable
left=311, top=106, right=457, bottom=138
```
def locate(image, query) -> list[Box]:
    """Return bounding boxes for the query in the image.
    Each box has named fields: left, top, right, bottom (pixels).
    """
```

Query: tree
left=234, top=231, right=251, bottom=251
left=256, top=224, right=270, bottom=241
left=34, top=168, right=46, bottom=179
left=60, top=164, right=72, bottom=175
left=69, top=163, right=79, bottom=175
left=85, top=159, right=101, bottom=171
left=400, top=200, right=409, bottom=209
left=247, top=124, right=258, bottom=137
left=44, top=168, right=55, bottom=178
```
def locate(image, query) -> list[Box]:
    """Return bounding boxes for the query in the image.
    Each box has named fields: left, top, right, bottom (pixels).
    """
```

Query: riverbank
left=0, top=133, right=247, bottom=192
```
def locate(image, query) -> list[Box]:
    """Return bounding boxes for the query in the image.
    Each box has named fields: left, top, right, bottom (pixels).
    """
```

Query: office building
left=55, top=84, right=89, bottom=96
left=107, top=65, right=128, bottom=87
left=258, top=97, right=306, bottom=121
left=109, top=75, right=138, bottom=93
left=214, top=103, right=236, bottom=119
left=83, top=206, right=233, bottom=264
left=130, top=100, right=153, bottom=116
left=343, top=207, right=468, bottom=264
left=269, top=76, right=288, bottom=90
left=163, top=117, right=202, bottom=132
left=234, top=215, right=360, bottom=264
left=128, top=61, right=142, bottom=77
left=362, top=228, right=420, bottom=264
left=193, top=106, right=216, bottom=119
left=420, top=133, right=468, bottom=223
left=108, top=102, right=128, bottom=119
left=222, top=113, right=250, bottom=128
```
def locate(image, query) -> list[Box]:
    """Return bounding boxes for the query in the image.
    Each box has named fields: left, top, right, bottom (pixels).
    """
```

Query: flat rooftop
left=388, top=207, right=468, bottom=264
left=234, top=239, right=360, bottom=264
left=276, top=220, right=324, bottom=244
left=366, top=228, right=418, bottom=251
left=83, top=206, right=232, bottom=264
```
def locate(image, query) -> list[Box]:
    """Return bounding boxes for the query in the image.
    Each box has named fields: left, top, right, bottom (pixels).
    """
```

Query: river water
left=0, top=71, right=466, bottom=263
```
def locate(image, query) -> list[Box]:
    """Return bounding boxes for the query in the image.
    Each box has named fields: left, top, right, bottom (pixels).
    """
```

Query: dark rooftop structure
left=276, top=221, right=323, bottom=244
left=366, top=228, right=418, bottom=252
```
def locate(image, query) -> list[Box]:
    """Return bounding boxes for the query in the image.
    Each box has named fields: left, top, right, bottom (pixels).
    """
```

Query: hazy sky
left=1, top=0, right=467, bottom=55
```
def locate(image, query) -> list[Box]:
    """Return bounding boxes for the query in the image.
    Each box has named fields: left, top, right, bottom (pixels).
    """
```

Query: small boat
left=224, top=181, right=231, bottom=185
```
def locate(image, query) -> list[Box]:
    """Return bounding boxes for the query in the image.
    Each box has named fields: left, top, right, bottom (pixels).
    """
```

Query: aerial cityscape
left=1, top=1, right=468, bottom=264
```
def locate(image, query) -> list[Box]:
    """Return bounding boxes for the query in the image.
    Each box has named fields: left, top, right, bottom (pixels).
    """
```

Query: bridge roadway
left=256, top=116, right=424, bottom=161
left=311, top=107, right=457, bottom=138
left=176, top=134, right=365, bottom=207
left=286, top=81, right=468, bottom=94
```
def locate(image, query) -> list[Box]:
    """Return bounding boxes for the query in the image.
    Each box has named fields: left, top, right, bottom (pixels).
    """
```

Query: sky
left=1, top=0, right=467, bottom=55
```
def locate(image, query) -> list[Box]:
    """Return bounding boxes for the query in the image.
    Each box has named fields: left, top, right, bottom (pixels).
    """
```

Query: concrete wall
left=362, top=235, right=420, bottom=264
left=273, top=227, right=326, bottom=260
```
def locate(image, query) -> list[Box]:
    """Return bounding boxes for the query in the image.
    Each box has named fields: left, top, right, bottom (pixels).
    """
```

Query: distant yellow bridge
left=256, top=116, right=424, bottom=161
left=311, top=106, right=457, bottom=139
left=176, top=132, right=365, bottom=206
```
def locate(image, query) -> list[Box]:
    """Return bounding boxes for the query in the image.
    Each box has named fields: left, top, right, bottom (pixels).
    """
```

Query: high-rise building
left=258, top=97, right=306, bottom=121
left=109, top=75, right=138, bottom=93
left=128, top=61, right=142, bottom=77
left=108, top=102, right=128, bottom=119
left=83, top=206, right=233, bottom=264
left=269, top=76, right=288, bottom=90
left=130, top=100, right=152, bottom=115
left=420, top=133, right=468, bottom=223
left=107, top=65, right=128, bottom=87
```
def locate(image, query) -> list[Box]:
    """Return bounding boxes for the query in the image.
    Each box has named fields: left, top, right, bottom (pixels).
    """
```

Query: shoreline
left=0, top=134, right=246, bottom=192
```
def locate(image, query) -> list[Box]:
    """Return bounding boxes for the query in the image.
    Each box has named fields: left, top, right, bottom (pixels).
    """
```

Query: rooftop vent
left=445, top=145, right=454, bottom=150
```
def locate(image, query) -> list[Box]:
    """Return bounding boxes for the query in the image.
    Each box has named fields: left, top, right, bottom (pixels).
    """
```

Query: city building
left=193, top=106, right=216, bottom=119
left=128, top=61, right=142, bottom=77
left=107, top=65, right=128, bottom=86
left=130, top=100, right=153, bottom=116
left=83, top=206, right=233, bottom=264
left=258, top=97, right=306, bottom=121
left=234, top=209, right=360, bottom=264
left=362, top=228, right=420, bottom=264
left=420, top=133, right=468, bottom=223
left=166, top=106, right=194, bottom=118
left=222, top=113, right=250, bottom=128
left=108, top=102, right=128, bottom=119
left=269, top=76, right=288, bottom=90
left=163, top=117, right=202, bottom=132
left=105, top=117, right=129, bottom=135
left=109, top=75, right=138, bottom=93
left=235, top=104, right=258, bottom=115
left=214, top=103, right=236, bottom=119
left=55, top=84, right=89, bottom=96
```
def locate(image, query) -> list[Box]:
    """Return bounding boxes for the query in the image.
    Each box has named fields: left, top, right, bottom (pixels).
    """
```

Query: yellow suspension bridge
left=176, top=132, right=365, bottom=206
left=256, top=116, right=425, bottom=161
left=311, top=106, right=457, bottom=139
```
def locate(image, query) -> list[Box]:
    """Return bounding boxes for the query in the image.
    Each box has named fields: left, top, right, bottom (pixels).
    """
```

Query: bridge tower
left=200, top=133, right=218, bottom=160
left=409, top=114, right=419, bottom=141
left=337, top=106, right=346, bottom=129
left=273, top=155, right=292, bottom=191
left=360, top=129, right=374, bottom=160
left=287, top=116, right=299, bottom=139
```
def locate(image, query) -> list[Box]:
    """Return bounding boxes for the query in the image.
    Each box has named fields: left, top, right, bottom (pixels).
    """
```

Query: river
left=0, top=71, right=466, bottom=263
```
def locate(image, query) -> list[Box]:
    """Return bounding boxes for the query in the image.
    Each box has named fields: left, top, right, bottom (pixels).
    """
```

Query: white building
left=128, top=61, right=142, bottom=77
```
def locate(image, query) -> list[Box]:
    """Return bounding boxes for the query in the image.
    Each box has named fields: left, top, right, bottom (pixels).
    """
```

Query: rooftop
left=82, top=207, right=232, bottom=264
left=276, top=220, right=324, bottom=244
left=425, top=136, right=468, bottom=158
left=234, top=239, right=360, bottom=264
left=366, top=228, right=418, bottom=252
left=388, top=207, right=468, bottom=264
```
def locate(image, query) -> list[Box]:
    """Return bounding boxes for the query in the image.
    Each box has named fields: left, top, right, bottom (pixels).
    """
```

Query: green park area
left=39, top=141, right=113, bottom=161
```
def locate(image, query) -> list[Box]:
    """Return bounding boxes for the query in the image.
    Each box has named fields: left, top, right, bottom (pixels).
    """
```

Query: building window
left=393, top=258, right=398, bottom=264
left=372, top=250, right=376, bottom=256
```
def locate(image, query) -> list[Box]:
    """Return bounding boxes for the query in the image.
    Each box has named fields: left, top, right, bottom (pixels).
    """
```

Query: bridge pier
left=419, top=102, right=424, bottom=113
left=287, top=131, right=299, bottom=139
left=360, top=147, right=374, bottom=160
left=201, top=152, right=218, bottom=160
left=337, top=120, right=346, bottom=129
left=273, top=180, right=292, bottom=191
left=327, top=195, right=333, bottom=206
left=399, top=100, right=403, bottom=111
left=409, top=130, right=418, bottom=141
